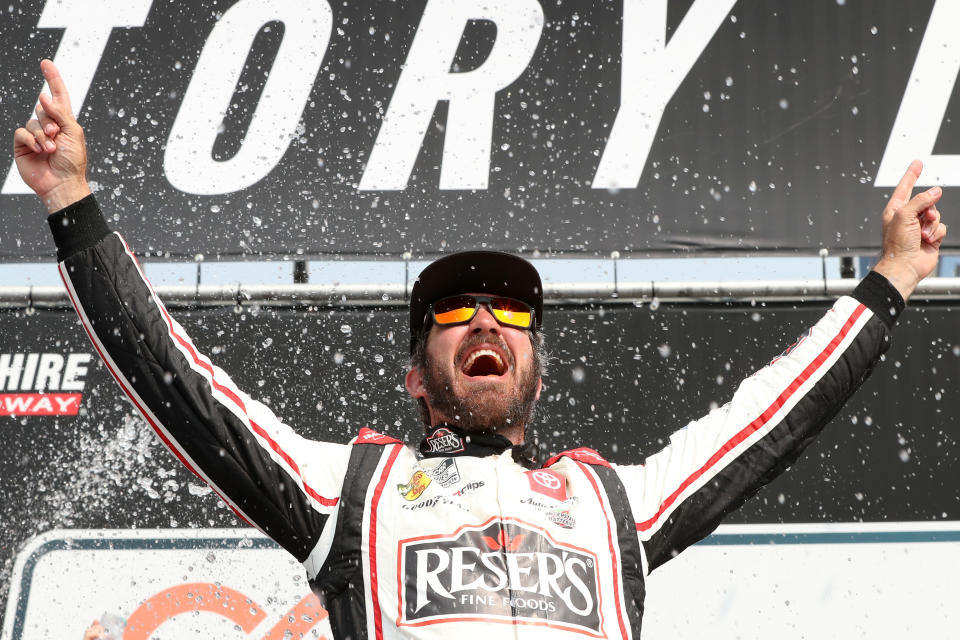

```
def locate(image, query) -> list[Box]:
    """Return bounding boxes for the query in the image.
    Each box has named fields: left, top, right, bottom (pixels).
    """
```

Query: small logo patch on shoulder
left=356, top=428, right=401, bottom=445
left=526, top=469, right=567, bottom=501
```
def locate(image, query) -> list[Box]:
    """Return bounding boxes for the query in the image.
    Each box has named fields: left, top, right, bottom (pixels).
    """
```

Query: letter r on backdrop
left=358, top=0, right=544, bottom=191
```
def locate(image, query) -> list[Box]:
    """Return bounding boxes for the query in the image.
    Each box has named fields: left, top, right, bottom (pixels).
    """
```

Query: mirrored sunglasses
left=430, top=294, right=535, bottom=329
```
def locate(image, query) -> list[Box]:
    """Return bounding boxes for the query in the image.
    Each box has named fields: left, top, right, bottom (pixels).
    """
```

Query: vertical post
left=840, top=256, right=856, bottom=279
left=403, top=251, right=412, bottom=299
left=194, top=253, right=204, bottom=305
left=610, top=250, right=620, bottom=298
left=819, top=248, right=829, bottom=296
left=293, top=260, right=308, bottom=284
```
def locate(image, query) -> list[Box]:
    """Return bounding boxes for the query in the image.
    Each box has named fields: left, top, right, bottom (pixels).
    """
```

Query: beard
left=421, top=334, right=540, bottom=434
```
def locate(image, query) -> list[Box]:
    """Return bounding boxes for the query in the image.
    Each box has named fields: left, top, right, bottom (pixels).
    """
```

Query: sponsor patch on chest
left=397, top=470, right=432, bottom=501
left=423, top=427, right=465, bottom=454
left=521, top=496, right=580, bottom=530
left=398, top=518, right=602, bottom=634
left=424, top=457, right=461, bottom=488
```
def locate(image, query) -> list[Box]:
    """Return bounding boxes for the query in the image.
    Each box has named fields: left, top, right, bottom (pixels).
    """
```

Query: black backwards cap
left=409, top=250, right=543, bottom=354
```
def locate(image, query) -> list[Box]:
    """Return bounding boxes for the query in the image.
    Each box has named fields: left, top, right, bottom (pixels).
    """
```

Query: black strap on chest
left=564, top=456, right=647, bottom=637
left=311, top=439, right=388, bottom=640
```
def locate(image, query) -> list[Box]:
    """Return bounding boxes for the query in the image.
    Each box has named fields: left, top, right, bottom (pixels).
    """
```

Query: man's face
left=406, top=294, right=541, bottom=434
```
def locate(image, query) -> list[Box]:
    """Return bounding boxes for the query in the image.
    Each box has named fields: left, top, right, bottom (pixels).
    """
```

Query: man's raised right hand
left=13, top=59, right=91, bottom=214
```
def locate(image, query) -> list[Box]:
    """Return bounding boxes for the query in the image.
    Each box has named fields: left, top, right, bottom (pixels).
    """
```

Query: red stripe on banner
left=575, top=461, right=625, bottom=640
left=370, top=445, right=402, bottom=640
left=116, top=237, right=339, bottom=510
left=0, top=393, right=82, bottom=416
left=636, top=304, right=867, bottom=533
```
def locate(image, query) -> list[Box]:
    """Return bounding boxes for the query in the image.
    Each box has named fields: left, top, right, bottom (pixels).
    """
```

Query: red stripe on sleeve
left=59, top=266, right=256, bottom=528
left=636, top=304, right=866, bottom=533
left=118, top=237, right=340, bottom=510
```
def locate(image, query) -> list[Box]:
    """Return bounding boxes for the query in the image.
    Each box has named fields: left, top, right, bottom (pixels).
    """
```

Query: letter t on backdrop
left=2, top=0, right=153, bottom=194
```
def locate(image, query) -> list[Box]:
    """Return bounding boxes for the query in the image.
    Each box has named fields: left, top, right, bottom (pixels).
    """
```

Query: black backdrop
left=3, top=0, right=959, bottom=259
left=3, top=300, right=959, bottom=611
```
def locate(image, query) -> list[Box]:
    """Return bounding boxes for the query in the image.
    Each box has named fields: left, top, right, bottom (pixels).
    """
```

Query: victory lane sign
left=2, top=1, right=956, bottom=259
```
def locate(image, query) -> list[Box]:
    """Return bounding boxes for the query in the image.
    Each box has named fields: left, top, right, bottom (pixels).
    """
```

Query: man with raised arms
left=16, top=59, right=947, bottom=638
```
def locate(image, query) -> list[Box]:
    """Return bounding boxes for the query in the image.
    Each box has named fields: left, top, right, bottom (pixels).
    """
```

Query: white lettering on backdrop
left=592, top=0, right=736, bottom=189
left=8, top=0, right=948, bottom=195
left=358, top=0, right=544, bottom=191
left=163, top=0, right=331, bottom=194
left=2, top=0, right=153, bottom=194
left=875, top=0, right=960, bottom=187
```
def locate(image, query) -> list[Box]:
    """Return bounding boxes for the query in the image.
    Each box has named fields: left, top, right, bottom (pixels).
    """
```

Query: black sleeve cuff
left=851, top=270, right=905, bottom=330
left=47, top=194, right=111, bottom=262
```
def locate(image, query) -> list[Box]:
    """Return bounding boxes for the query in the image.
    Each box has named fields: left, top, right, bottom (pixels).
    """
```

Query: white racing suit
left=50, top=195, right=903, bottom=639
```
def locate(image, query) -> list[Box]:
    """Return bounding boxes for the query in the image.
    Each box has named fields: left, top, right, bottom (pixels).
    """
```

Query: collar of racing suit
left=418, top=423, right=539, bottom=469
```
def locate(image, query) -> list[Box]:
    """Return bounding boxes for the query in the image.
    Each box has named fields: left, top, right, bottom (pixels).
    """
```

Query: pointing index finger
left=888, top=159, right=923, bottom=211
left=40, top=58, right=73, bottom=113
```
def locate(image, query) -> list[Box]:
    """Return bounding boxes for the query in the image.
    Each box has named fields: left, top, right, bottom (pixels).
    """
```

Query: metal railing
left=2, top=278, right=958, bottom=310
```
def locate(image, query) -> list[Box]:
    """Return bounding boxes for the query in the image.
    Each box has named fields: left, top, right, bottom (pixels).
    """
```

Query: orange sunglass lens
left=491, top=299, right=532, bottom=327
left=492, top=309, right=531, bottom=327
left=433, top=297, right=477, bottom=324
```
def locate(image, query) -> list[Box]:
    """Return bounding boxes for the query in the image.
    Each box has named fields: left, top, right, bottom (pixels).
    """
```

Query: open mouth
left=461, top=349, right=508, bottom=377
